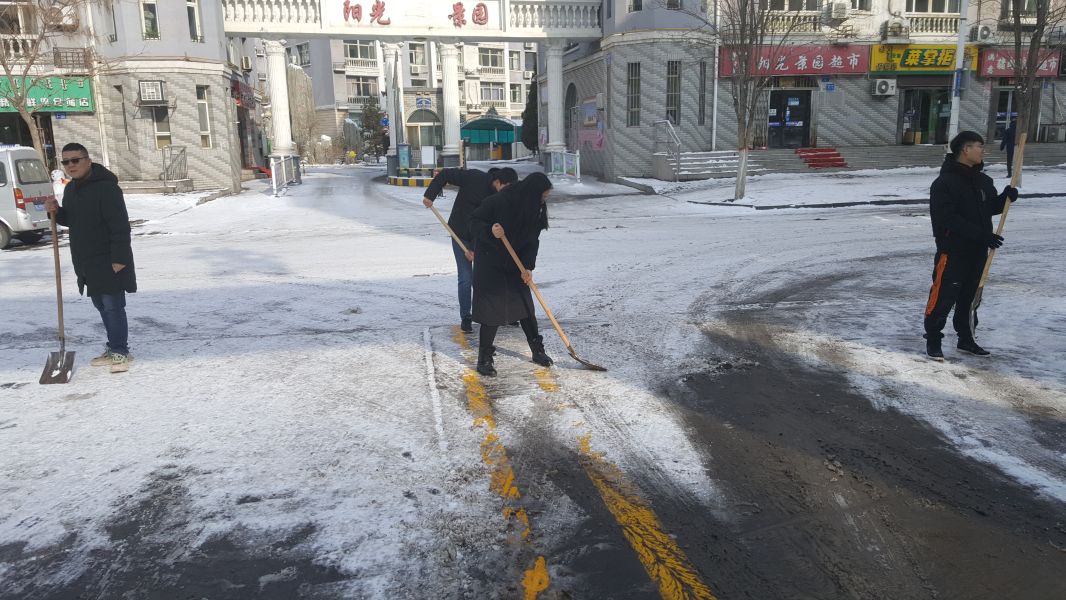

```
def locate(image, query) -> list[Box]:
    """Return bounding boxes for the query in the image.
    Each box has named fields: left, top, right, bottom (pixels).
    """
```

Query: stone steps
left=120, top=179, right=193, bottom=194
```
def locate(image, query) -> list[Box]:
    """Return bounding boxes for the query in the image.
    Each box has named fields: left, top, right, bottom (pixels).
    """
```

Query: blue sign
left=381, top=116, right=389, bottom=126
left=821, top=76, right=831, bottom=82
left=55, top=112, right=67, bottom=119
left=415, top=97, right=432, bottom=109
left=825, top=84, right=836, bottom=92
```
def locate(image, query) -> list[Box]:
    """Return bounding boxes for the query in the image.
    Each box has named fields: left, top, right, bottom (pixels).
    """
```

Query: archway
left=405, top=108, right=443, bottom=154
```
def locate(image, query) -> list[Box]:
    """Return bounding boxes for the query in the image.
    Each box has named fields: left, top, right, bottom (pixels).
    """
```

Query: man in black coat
left=423, top=167, right=518, bottom=332
left=924, top=131, right=1018, bottom=360
left=1000, top=119, right=1017, bottom=178
left=45, top=143, right=136, bottom=372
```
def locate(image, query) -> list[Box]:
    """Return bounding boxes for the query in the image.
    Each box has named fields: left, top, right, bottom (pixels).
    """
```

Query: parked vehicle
left=0, top=145, right=54, bottom=249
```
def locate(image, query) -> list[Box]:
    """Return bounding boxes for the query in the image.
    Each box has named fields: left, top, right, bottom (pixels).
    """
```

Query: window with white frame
left=0, top=1, right=39, bottom=35
left=141, top=0, right=159, bottom=39
left=480, top=82, right=505, bottom=102
left=666, top=60, right=681, bottom=125
left=347, top=76, right=378, bottom=99
left=479, top=48, right=503, bottom=68
left=666, top=0, right=681, bottom=9
left=410, top=79, right=428, bottom=87
left=196, top=86, right=211, bottom=148
left=764, top=0, right=820, bottom=9
left=851, top=0, right=871, bottom=9
left=629, top=0, right=642, bottom=12
left=151, top=107, right=171, bottom=149
left=626, top=62, right=640, bottom=127
left=409, top=43, right=426, bottom=65
left=906, top=0, right=959, bottom=12
left=186, top=0, right=202, bottom=42
left=509, top=51, right=521, bottom=71
left=510, top=84, right=523, bottom=103
left=345, top=40, right=376, bottom=60
left=294, top=43, right=311, bottom=66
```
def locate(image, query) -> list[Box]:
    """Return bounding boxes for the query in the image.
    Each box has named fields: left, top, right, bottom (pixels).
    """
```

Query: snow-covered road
left=2, top=164, right=1064, bottom=599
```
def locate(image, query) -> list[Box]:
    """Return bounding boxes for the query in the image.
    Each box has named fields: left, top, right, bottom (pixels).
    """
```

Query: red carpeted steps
left=796, top=147, right=848, bottom=169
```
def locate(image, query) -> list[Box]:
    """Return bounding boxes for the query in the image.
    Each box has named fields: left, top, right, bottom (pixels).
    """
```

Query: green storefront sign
left=0, top=77, right=94, bottom=112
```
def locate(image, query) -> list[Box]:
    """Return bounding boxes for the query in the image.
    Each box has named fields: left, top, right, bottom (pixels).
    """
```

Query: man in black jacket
left=924, top=131, right=1018, bottom=360
left=45, top=143, right=136, bottom=373
left=1000, top=119, right=1017, bottom=178
left=423, top=167, right=518, bottom=332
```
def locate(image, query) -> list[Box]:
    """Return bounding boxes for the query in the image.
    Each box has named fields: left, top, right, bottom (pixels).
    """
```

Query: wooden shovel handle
left=977, top=132, right=1026, bottom=288
left=499, top=233, right=573, bottom=350
left=49, top=210, right=66, bottom=345
left=428, top=204, right=471, bottom=255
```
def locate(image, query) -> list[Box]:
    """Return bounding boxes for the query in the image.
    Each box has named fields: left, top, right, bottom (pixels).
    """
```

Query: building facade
left=546, top=0, right=1066, bottom=179
left=0, top=1, right=269, bottom=192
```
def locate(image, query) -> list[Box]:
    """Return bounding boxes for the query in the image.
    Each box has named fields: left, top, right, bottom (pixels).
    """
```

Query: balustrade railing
left=907, top=14, right=959, bottom=34
left=766, top=11, right=822, bottom=33
left=508, top=2, right=601, bottom=30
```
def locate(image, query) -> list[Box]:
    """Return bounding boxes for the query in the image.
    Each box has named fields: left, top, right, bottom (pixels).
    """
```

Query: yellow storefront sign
left=870, top=44, right=978, bottom=74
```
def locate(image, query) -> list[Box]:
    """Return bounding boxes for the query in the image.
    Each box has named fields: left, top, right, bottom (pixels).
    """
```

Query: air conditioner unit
left=240, top=56, right=253, bottom=72
left=523, top=70, right=533, bottom=80
left=255, top=48, right=266, bottom=58
left=969, top=24, right=995, bottom=43
left=524, top=43, right=536, bottom=50
left=411, top=65, right=425, bottom=75
left=872, top=78, right=897, bottom=96
left=138, top=80, right=166, bottom=104
left=258, top=72, right=267, bottom=81
left=831, top=2, right=849, bottom=19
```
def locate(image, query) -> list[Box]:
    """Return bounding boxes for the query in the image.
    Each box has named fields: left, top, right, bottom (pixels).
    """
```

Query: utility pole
left=947, top=1, right=970, bottom=140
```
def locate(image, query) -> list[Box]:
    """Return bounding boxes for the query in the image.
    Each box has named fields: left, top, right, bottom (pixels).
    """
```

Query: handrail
left=270, top=155, right=302, bottom=196
left=161, top=146, right=187, bottom=194
left=653, top=120, right=681, bottom=182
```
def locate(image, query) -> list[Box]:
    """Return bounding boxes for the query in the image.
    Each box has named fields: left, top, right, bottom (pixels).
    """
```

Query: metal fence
left=270, top=155, right=302, bottom=196
left=161, top=146, right=187, bottom=194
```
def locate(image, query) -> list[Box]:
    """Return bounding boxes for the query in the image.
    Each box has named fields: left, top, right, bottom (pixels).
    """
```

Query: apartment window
left=479, top=48, right=503, bottom=68
left=666, top=60, right=681, bottom=125
left=294, top=43, right=311, bottom=66
left=698, top=61, right=706, bottom=125
left=851, top=0, right=871, bottom=8
left=141, top=0, right=159, bottom=39
left=510, top=84, right=523, bottom=103
left=906, top=0, right=959, bottom=11
left=480, top=82, right=505, bottom=102
left=1000, top=0, right=1035, bottom=17
left=766, top=0, right=820, bottom=9
left=347, top=76, right=378, bottom=98
left=410, top=79, right=428, bottom=87
left=345, top=40, right=376, bottom=60
left=115, top=85, right=131, bottom=150
left=509, top=51, right=521, bottom=71
left=196, top=86, right=211, bottom=148
left=666, top=0, right=682, bottom=8
left=626, top=62, right=640, bottom=127
left=606, top=0, right=612, bottom=18
left=629, top=0, right=642, bottom=12
left=409, top=43, right=426, bottom=65
left=0, top=1, right=38, bottom=35
left=186, top=0, right=202, bottom=42
left=152, top=107, right=171, bottom=149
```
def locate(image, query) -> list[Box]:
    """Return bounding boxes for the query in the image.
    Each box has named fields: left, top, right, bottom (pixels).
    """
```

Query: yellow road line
left=451, top=327, right=550, bottom=598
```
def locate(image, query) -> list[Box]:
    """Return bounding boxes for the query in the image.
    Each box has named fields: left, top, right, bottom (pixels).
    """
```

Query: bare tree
left=673, top=1, right=844, bottom=199
left=998, top=0, right=1066, bottom=149
left=0, top=0, right=99, bottom=160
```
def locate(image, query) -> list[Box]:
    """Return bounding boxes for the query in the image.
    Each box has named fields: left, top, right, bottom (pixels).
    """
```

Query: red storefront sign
left=979, top=48, right=1060, bottom=77
left=720, top=45, right=869, bottom=76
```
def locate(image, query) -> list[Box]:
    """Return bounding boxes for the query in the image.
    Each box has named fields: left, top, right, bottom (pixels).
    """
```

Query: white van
left=0, top=145, right=55, bottom=249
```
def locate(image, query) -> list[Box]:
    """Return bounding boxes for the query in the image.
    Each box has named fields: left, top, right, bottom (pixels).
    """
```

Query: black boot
left=477, top=345, right=497, bottom=376
left=528, top=335, right=553, bottom=367
left=460, top=317, right=473, bottom=333
left=926, top=337, right=944, bottom=361
left=957, top=338, right=991, bottom=357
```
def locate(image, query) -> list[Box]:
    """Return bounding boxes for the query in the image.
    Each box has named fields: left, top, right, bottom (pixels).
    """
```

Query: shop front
left=231, top=79, right=262, bottom=169
left=720, top=45, right=869, bottom=149
left=0, top=77, right=94, bottom=167
left=870, top=44, right=977, bottom=145
left=978, top=48, right=1061, bottom=141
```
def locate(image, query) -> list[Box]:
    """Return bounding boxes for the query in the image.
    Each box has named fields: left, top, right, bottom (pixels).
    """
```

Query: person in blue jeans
left=46, top=143, right=136, bottom=373
left=423, top=167, right=518, bottom=332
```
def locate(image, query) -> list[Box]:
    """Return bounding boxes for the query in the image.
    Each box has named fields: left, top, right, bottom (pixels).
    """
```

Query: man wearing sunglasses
left=45, top=143, right=137, bottom=373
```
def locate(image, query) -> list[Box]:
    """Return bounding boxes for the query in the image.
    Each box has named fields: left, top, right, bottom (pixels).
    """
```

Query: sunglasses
left=61, top=156, right=88, bottom=166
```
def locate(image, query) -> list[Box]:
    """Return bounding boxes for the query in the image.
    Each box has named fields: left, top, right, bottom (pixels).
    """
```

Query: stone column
left=265, top=40, right=294, bottom=156
left=544, top=39, right=566, bottom=154
left=439, top=41, right=461, bottom=167
left=382, top=43, right=400, bottom=158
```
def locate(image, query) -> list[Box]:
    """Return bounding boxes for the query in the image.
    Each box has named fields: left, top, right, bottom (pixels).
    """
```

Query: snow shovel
left=40, top=211, right=75, bottom=384
left=969, top=133, right=1026, bottom=334
left=499, top=234, right=606, bottom=372
left=427, top=204, right=472, bottom=256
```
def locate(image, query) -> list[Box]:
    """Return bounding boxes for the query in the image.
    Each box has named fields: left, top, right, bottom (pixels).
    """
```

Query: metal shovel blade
left=40, top=351, right=76, bottom=384
left=568, top=347, right=607, bottom=372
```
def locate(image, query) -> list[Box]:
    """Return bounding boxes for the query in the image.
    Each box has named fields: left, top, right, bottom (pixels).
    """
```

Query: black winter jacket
left=55, top=163, right=136, bottom=296
left=929, top=156, right=1008, bottom=256
left=424, top=168, right=495, bottom=241
left=468, top=189, right=542, bottom=326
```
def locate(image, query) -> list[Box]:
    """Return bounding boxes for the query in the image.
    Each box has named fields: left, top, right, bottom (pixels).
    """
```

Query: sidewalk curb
left=687, top=192, right=1064, bottom=211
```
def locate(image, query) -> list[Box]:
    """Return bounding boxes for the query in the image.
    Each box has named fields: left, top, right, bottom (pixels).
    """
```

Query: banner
left=720, top=45, right=869, bottom=76
left=0, top=77, right=94, bottom=112
left=979, top=48, right=1060, bottom=77
left=870, top=44, right=978, bottom=75
left=577, top=97, right=604, bottom=151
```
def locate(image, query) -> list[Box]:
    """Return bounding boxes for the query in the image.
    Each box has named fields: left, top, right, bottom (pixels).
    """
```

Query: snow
left=2, top=162, right=1065, bottom=594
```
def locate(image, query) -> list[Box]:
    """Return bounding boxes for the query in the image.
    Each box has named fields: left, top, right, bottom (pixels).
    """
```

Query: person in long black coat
left=924, top=131, right=1018, bottom=360
left=423, top=167, right=518, bottom=332
left=1000, top=119, right=1017, bottom=178
left=468, top=172, right=554, bottom=376
left=45, top=143, right=136, bottom=367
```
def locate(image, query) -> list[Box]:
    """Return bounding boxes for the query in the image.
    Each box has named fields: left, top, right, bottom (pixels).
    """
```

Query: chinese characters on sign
left=0, top=77, right=94, bottom=112
left=343, top=0, right=389, bottom=25
left=979, top=48, right=1060, bottom=77
left=448, top=2, right=489, bottom=28
left=719, top=46, right=870, bottom=76
left=870, top=45, right=978, bottom=74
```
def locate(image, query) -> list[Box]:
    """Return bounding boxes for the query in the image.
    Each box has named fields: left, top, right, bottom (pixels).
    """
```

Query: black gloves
left=1003, top=186, right=1019, bottom=202
left=985, top=233, right=1004, bottom=249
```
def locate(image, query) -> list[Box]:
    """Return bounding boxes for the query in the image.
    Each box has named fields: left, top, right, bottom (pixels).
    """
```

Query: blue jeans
left=452, top=239, right=473, bottom=320
left=90, top=292, right=129, bottom=355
